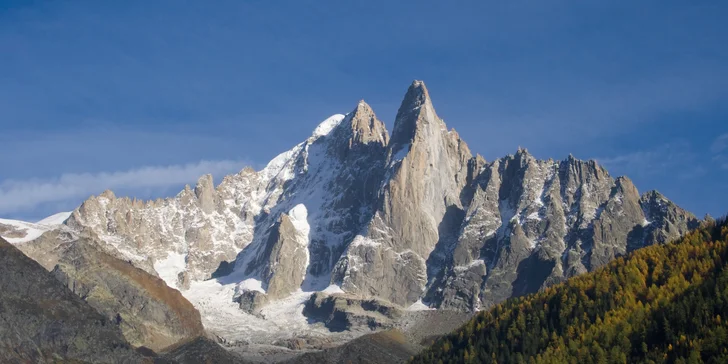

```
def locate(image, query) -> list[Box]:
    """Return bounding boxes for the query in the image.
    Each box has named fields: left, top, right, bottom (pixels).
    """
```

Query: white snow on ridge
left=260, top=146, right=301, bottom=183
left=0, top=218, right=47, bottom=244
left=36, top=211, right=72, bottom=226
left=0, top=212, right=72, bottom=244
left=311, top=114, right=346, bottom=138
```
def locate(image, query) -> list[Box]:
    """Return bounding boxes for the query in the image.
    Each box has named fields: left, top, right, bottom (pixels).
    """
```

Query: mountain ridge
left=1, top=80, right=698, bottom=346
left=414, top=217, right=728, bottom=363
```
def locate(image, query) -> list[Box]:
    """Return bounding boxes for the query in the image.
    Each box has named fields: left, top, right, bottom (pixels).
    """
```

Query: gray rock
left=333, top=80, right=472, bottom=307
left=51, top=239, right=205, bottom=352
left=427, top=149, right=698, bottom=311
left=303, top=292, right=403, bottom=332
left=0, top=237, right=143, bottom=363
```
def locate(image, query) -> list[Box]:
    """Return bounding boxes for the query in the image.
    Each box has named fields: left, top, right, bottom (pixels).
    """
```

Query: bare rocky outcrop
left=50, top=239, right=205, bottom=352
left=332, top=81, right=474, bottom=307
left=236, top=211, right=310, bottom=313
left=426, top=150, right=698, bottom=311
left=0, top=237, right=144, bottom=363
left=303, top=292, right=403, bottom=332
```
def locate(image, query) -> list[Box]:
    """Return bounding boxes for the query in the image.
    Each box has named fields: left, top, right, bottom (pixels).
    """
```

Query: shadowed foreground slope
left=0, top=236, right=143, bottom=363
left=51, top=240, right=205, bottom=352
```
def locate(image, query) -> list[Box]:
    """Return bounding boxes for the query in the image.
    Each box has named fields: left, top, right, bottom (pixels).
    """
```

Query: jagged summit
left=5, top=80, right=699, bottom=344
left=342, top=99, right=389, bottom=146
left=390, top=80, right=441, bottom=149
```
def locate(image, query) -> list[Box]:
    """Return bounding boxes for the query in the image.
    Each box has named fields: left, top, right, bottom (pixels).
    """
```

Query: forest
left=413, top=217, right=728, bottom=364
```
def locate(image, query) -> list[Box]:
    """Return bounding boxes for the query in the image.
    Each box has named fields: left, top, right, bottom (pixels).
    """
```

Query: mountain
left=0, top=236, right=143, bottom=363
left=414, top=217, right=728, bottom=363
left=1, top=80, right=698, bottom=350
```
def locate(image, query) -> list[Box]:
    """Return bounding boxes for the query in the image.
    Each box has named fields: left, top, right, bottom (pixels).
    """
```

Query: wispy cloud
left=712, top=133, right=728, bottom=169
left=595, top=141, right=701, bottom=178
left=0, top=160, right=249, bottom=215
left=711, top=134, right=728, bottom=153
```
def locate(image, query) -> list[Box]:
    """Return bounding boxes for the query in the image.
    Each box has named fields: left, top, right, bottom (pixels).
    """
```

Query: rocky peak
left=389, top=80, right=439, bottom=150
left=332, top=80, right=474, bottom=307
left=328, top=100, right=390, bottom=158
left=194, top=174, right=216, bottom=214
left=347, top=100, right=390, bottom=146
left=639, top=190, right=699, bottom=244
left=614, top=176, right=638, bottom=194
left=99, top=189, right=117, bottom=200
left=641, top=190, right=668, bottom=204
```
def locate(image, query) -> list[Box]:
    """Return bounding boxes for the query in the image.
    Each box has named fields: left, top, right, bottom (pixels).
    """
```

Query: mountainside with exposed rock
left=0, top=236, right=144, bottom=363
left=1, top=81, right=698, bottom=357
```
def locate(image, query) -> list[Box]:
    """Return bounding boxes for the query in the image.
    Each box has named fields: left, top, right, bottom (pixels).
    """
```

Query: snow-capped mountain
left=0, top=212, right=72, bottom=244
left=2, top=81, right=698, bottom=341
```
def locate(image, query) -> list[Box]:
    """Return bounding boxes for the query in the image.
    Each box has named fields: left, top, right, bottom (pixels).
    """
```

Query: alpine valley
left=0, top=81, right=699, bottom=362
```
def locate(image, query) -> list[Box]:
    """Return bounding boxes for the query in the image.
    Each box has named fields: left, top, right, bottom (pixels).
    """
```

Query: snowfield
left=0, top=211, right=71, bottom=244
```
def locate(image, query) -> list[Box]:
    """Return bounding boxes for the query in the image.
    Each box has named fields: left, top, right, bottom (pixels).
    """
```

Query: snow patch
left=321, top=284, right=345, bottom=294
left=288, top=204, right=310, bottom=237
left=349, top=235, right=381, bottom=248
left=407, top=299, right=434, bottom=311
left=153, top=252, right=187, bottom=289
left=454, top=259, right=485, bottom=273
left=260, top=144, right=302, bottom=183
left=236, top=278, right=266, bottom=294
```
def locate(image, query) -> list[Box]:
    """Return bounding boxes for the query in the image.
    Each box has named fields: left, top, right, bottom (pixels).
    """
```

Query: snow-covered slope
left=0, top=212, right=71, bottom=244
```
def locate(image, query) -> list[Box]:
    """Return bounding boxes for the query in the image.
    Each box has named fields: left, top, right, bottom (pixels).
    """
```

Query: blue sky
left=1, top=1, right=727, bottom=221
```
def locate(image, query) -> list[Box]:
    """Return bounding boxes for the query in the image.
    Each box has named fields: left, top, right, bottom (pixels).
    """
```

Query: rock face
left=332, top=81, right=473, bottom=307
left=0, top=237, right=143, bottom=363
left=303, top=292, right=403, bottom=332
left=426, top=152, right=698, bottom=310
left=8, top=80, right=699, bottom=319
left=51, top=239, right=205, bottom=352
left=229, top=102, right=391, bottom=310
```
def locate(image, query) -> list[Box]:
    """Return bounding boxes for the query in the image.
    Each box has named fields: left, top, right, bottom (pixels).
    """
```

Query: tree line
left=413, top=217, right=728, bottom=364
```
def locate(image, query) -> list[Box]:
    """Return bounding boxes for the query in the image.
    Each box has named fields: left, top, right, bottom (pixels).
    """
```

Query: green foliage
left=413, top=218, right=728, bottom=364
